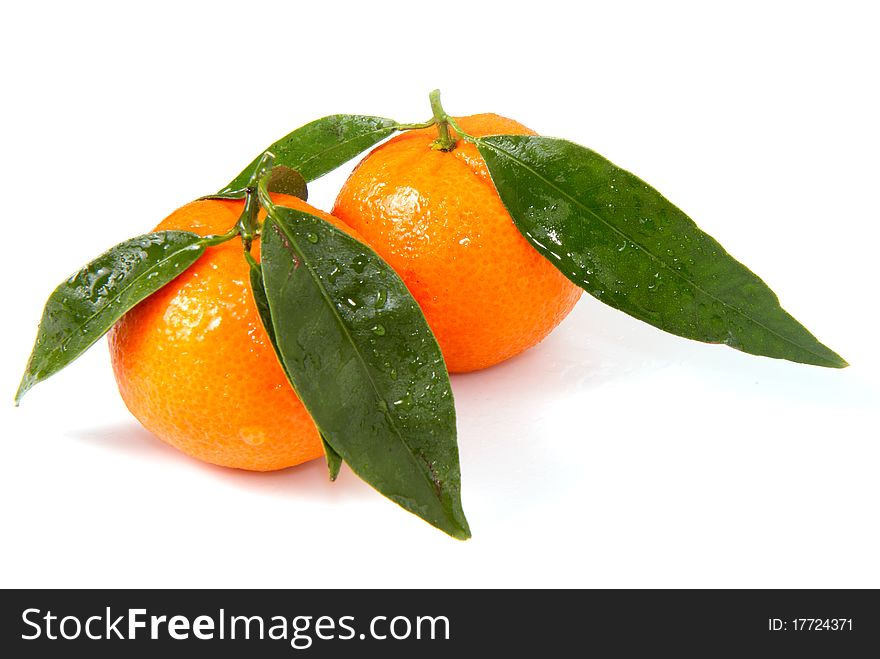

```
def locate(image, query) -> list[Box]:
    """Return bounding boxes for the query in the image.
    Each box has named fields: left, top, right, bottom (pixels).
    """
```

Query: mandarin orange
left=332, top=114, right=582, bottom=373
left=108, top=194, right=354, bottom=471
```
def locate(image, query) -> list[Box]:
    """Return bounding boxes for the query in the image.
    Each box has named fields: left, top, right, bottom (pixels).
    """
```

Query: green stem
left=445, top=114, right=476, bottom=143
left=243, top=249, right=260, bottom=271
left=429, top=89, right=457, bottom=152
left=236, top=151, right=277, bottom=252
left=256, top=167, right=276, bottom=216
left=201, top=224, right=240, bottom=247
left=396, top=119, right=436, bottom=131
left=238, top=191, right=261, bottom=252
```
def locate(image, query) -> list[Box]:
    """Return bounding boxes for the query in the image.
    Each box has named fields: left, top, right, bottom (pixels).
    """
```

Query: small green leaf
left=266, top=166, right=308, bottom=200
left=478, top=135, right=846, bottom=368
left=219, top=115, right=399, bottom=195
left=261, top=206, right=469, bottom=539
left=17, top=231, right=206, bottom=403
left=206, top=166, right=309, bottom=202
left=321, top=435, right=343, bottom=482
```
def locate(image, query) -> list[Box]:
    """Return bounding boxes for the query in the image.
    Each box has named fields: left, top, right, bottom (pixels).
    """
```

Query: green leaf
left=16, top=231, right=207, bottom=403
left=260, top=206, right=469, bottom=539
left=250, top=264, right=341, bottom=482
left=219, top=115, right=398, bottom=195
left=249, top=263, right=277, bottom=346
left=478, top=135, right=846, bottom=368
left=321, top=435, right=343, bottom=482
left=208, top=165, right=309, bottom=202
left=266, top=166, right=308, bottom=200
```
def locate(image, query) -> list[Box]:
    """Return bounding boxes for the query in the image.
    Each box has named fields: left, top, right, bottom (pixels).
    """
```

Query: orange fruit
left=332, top=114, right=582, bottom=373
left=108, top=193, right=354, bottom=471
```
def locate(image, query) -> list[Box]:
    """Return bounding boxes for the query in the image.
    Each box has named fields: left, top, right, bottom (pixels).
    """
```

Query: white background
left=1, top=1, right=878, bottom=588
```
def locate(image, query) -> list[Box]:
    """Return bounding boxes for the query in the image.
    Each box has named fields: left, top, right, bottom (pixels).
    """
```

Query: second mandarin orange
left=332, top=114, right=582, bottom=373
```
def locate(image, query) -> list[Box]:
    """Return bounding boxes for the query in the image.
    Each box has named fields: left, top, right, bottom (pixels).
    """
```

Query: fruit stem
left=429, top=89, right=457, bottom=152
left=238, top=191, right=261, bottom=252
left=396, top=119, right=436, bottom=131
left=237, top=152, right=277, bottom=252
left=201, top=224, right=240, bottom=247
left=255, top=168, right=276, bottom=216
left=243, top=248, right=260, bottom=271
left=445, top=115, right=476, bottom=143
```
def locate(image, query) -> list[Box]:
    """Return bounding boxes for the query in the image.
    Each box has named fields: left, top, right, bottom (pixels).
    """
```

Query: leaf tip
left=812, top=343, right=848, bottom=369
left=14, top=373, right=35, bottom=406
left=444, top=511, right=472, bottom=541
left=320, top=435, right=342, bottom=482
left=828, top=355, right=849, bottom=369
left=452, top=525, right=472, bottom=541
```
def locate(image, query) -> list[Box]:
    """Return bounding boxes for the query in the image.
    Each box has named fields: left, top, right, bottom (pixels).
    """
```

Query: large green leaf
left=249, top=263, right=341, bottom=481
left=219, top=115, right=398, bottom=195
left=478, top=135, right=846, bottom=368
left=16, top=231, right=206, bottom=403
left=260, top=206, right=469, bottom=539
left=249, top=264, right=277, bottom=346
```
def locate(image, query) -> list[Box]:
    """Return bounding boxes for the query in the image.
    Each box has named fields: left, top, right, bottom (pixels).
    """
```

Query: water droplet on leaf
left=352, top=255, right=368, bottom=273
